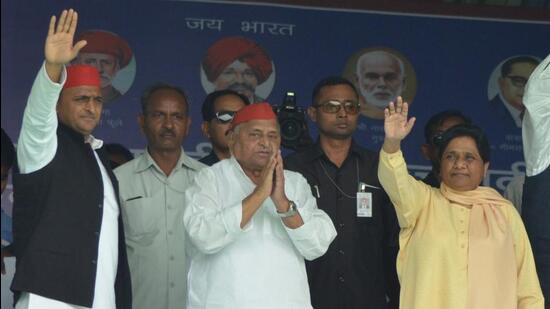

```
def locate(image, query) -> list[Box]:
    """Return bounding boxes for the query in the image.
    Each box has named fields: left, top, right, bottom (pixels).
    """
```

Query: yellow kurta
left=378, top=150, right=544, bottom=309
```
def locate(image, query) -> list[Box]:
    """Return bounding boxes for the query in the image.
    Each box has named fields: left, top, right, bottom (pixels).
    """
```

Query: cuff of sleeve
left=221, top=202, right=253, bottom=235
left=40, top=61, right=67, bottom=88
left=381, top=149, right=406, bottom=168
left=284, top=213, right=315, bottom=240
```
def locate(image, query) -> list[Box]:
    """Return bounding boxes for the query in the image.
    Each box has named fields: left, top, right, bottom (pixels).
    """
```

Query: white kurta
left=522, top=54, right=550, bottom=177
left=183, top=157, right=336, bottom=309
left=15, top=63, right=119, bottom=309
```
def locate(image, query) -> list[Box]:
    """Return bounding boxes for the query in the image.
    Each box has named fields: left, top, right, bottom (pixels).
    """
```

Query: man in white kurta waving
left=11, top=9, right=131, bottom=309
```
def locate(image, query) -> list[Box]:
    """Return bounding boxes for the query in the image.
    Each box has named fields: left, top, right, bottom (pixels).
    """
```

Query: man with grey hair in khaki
left=115, top=83, right=205, bottom=309
left=355, top=50, right=406, bottom=119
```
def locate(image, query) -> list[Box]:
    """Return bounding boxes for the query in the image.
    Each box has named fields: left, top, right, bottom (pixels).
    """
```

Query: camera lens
left=280, top=118, right=301, bottom=141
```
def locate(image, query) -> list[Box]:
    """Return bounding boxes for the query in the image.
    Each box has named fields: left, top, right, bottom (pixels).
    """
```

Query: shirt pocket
left=121, top=197, right=161, bottom=241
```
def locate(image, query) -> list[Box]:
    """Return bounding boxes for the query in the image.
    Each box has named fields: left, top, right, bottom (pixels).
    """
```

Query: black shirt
left=285, top=141, right=400, bottom=309
left=199, top=150, right=220, bottom=166
left=422, top=170, right=440, bottom=188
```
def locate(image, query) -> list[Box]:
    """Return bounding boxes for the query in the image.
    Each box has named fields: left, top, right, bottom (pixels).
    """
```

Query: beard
left=359, top=84, right=403, bottom=109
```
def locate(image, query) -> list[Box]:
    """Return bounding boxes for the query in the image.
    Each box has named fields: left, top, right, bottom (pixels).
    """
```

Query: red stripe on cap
left=64, top=65, right=101, bottom=89
left=230, top=102, right=276, bottom=129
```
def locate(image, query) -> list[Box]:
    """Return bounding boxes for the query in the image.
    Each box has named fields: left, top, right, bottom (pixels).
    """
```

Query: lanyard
left=318, top=157, right=359, bottom=199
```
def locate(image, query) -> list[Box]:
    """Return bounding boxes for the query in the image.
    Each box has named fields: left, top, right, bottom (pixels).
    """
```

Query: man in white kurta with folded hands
left=183, top=102, right=337, bottom=309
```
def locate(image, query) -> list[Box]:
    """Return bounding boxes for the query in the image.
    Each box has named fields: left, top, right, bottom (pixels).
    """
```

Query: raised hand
left=45, top=9, right=86, bottom=66
left=44, top=9, right=87, bottom=82
left=383, top=96, right=416, bottom=153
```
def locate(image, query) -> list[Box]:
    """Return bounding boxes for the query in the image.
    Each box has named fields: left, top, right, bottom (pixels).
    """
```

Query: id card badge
left=356, top=192, right=372, bottom=217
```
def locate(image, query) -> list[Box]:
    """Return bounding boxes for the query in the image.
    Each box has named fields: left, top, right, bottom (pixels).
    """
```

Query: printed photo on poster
left=200, top=36, right=276, bottom=103
left=71, top=30, right=136, bottom=104
left=342, top=47, right=417, bottom=120
left=487, top=55, right=540, bottom=129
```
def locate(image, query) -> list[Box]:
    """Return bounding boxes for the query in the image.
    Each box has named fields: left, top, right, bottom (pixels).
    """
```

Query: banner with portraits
left=1, top=0, right=549, bottom=265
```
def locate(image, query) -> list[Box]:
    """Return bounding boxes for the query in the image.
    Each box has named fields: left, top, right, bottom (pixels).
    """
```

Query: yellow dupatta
left=440, top=183, right=517, bottom=309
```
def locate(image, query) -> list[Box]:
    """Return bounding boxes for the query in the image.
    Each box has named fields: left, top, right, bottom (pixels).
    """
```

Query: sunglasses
left=214, top=111, right=236, bottom=124
left=314, top=100, right=360, bottom=114
left=431, top=132, right=444, bottom=146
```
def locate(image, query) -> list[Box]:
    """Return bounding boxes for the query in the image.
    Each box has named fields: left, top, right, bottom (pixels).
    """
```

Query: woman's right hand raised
left=382, top=96, right=416, bottom=153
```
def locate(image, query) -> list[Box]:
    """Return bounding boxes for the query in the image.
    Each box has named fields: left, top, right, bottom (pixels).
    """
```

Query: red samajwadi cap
left=64, top=65, right=101, bottom=89
left=230, top=102, right=277, bottom=129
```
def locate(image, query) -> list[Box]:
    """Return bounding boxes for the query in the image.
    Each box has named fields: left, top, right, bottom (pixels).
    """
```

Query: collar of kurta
left=134, top=147, right=200, bottom=173
left=57, top=122, right=103, bottom=150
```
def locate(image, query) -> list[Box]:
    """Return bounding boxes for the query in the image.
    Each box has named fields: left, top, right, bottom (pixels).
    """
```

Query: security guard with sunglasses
left=200, top=89, right=250, bottom=166
left=285, top=76, right=400, bottom=309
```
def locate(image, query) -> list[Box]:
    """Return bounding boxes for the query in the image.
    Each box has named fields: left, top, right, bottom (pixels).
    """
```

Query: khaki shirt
left=115, top=149, right=205, bottom=309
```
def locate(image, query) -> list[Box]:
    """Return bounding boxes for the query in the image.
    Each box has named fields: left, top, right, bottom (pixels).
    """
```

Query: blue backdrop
left=2, top=0, right=550, bottom=189
left=2, top=2, right=549, bottom=306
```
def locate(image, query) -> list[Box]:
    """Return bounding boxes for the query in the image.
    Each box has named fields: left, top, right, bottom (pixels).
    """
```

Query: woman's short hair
left=437, top=124, right=490, bottom=163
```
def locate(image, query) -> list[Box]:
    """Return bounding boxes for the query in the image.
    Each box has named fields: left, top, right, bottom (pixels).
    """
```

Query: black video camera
left=273, top=92, right=312, bottom=151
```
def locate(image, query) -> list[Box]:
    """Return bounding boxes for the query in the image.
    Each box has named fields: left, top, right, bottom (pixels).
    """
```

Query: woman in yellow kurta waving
left=378, top=97, right=543, bottom=309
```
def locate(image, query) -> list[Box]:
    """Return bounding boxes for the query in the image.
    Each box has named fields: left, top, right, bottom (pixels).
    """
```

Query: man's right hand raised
left=44, top=9, right=87, bottom=83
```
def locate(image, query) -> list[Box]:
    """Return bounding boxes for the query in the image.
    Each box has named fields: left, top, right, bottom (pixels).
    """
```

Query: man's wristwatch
left=277, top=200, right=298, bottom=218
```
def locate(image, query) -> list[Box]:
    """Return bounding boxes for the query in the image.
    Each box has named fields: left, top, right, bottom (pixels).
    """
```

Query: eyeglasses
left=314, top=100, right=360, bottom=114
left=505, top=75, right=528, bottom=88
left=214, top=111, right=236, bottom=124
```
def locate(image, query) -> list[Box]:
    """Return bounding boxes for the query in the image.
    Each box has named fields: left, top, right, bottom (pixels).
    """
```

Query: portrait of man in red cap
left=201, top=36, right=275, bottom=103
left=72, top=30, right=135, bottom=103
